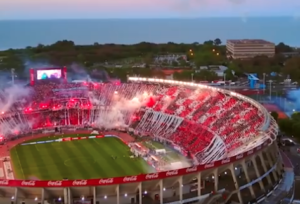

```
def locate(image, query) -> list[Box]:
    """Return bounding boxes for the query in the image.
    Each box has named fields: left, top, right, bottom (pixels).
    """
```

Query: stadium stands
left=0, top=81, right=268, bottom=165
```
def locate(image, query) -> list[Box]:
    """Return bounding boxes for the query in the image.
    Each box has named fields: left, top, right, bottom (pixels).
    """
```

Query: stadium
left=0, top=67, right=282, bottom=204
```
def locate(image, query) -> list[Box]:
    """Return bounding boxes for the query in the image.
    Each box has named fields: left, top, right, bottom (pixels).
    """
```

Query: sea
left=0, top=17, right=299, bottom=50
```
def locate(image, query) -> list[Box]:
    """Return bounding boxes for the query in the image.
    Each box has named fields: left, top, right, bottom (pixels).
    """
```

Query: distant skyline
left=1, top=0, right=300, bottom=20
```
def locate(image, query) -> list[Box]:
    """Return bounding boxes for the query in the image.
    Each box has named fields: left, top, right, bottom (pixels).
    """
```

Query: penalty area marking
left=93, top=138, right=102, bottom=145
left=35, top=145, right=40, bottom=152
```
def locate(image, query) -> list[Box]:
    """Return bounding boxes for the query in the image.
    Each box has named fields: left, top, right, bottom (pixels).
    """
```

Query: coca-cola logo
left=47, top=181, right=63, bottom=186
left=221, top=158, right=230, bottom=164
left=204, top=163, right=214, bottom=169
left=21, top=181, right=36, bottom=186
left=166, top=170, right=178, bottom=176
left=186, top=166, right=197, bottom=173
left=123, top=176, right=137, bottom=182
left=0, top=180, right=9, bottom=185
left=236, top=154, right=243, bottom=160
left=247, top=150, right=254, bottom=155
left=99, top=178, right=114, bottom=184
left=72, top=180, right=87, bottom=186
left=145, top=173, right=159, bottom=179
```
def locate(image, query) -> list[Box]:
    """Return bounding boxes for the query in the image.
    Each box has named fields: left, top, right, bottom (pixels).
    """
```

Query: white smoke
left=0, top=85, right=33, bottom=136
left=288, top=89, right=300, bottom=110
left=0, top=85, right=32, bottom=113
left=93, top=91, right=153, bottom=129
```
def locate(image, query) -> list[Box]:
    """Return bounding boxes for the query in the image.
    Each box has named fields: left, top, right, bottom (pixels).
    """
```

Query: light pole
left=263, top=73, right=266, bottom=92
left=269, top=81, right=272, bottom=100
left=11, top=68, right=15, bottom=85
left=191, top=73, right=194, bottom=82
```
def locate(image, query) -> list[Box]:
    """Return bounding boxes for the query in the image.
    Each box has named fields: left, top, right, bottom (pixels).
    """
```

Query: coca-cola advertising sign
left=0, top=180, right=9, bottom=185
left=221, top=158, right=230, bottom=164
left=72, top=180, right=88, bottom=186
left=204, top=163, right=214, bottom=169
left=99, top=178, right=114, bottom=185
left=47, top=181, right=63, bottom=187
left=166, top=170, right=178, bottom=176
left=145, top=173, right=159, bottom=180
left=123, top=176, right=137, bottom=182
left=186, top=166, right=198, bottom=173
left=247, top=150, right=254, bottom=155
left=21, top=181, right=36, bottom=186
left=235, top=154, right=244, bottom=160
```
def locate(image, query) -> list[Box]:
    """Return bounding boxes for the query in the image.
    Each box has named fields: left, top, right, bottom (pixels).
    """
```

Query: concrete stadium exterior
left=0, top=78, right=282, bottom=204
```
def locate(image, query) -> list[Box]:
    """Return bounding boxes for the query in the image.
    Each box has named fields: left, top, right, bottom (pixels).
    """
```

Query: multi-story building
left=226, top=39, right=275, bottom=59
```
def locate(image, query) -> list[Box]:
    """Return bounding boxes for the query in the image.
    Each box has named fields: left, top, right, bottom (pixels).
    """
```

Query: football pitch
left=10, top=135, right=153, bottom=180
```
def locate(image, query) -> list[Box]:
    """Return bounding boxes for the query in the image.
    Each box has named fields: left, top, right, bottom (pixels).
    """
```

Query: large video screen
left=37, top=69, right=62, bottom=80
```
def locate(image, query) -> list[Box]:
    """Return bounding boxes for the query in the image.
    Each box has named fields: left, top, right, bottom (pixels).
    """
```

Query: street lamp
left=269, top=80, right=272, bottom=100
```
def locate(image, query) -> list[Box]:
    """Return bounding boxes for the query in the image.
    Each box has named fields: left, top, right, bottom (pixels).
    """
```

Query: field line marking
left=93, top=139, right=101, bottom=145
left=35, top=145, right=40, bottom=152
left=15, top=148, right=26, bottom=179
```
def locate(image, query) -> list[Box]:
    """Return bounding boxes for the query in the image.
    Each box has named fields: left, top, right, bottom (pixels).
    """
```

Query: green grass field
left=10, top=136, right=154, bottom=180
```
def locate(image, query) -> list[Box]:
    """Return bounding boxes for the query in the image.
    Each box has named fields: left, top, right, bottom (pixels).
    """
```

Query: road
left=281, top=143, right=300, bottom=200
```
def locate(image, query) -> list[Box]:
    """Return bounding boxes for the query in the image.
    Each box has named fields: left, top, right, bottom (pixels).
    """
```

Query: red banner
left=62, top=136, right=102, bottom=142
left=0, top=141, right=269, bottom=188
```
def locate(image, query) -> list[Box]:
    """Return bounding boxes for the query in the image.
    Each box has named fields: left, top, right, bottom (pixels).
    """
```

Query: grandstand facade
left=0, top=78, right=281, bottom=204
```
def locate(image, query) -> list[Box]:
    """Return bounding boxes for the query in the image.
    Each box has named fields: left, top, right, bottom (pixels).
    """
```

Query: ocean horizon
left=0, top=17, right=299, bottom=50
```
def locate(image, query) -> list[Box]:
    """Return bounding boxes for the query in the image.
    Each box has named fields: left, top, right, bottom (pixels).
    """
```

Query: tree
left=203, top=40, right=214, bottom=46
left=194, top=70, right=218, bottom=81
left=278, top=118, right=294, bottom=135
left=270, top=111, right=279, bottom=121
left=214, top=38, right=222, bottom=46
left=281, top=57, right=300, bottom=82
left=275, top=42, right=293, bottom=53
left=173, top=71, right=193, bottom=81
left=291, top=112, right=300, bottom=122
left=278, top=112, right=300, bottom=138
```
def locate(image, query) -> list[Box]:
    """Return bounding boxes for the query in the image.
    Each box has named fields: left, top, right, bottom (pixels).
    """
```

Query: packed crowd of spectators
left=0, top=82, right=265, bottom=164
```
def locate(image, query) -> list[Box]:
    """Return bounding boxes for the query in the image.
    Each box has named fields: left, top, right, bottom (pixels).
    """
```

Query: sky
left=1, top=0, right=300, bottom=20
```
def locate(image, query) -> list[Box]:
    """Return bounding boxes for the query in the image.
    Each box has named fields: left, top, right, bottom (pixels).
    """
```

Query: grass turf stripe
left=39, top=143, right=72, bottom=180
left=61, top=141, right=95, bottom=179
